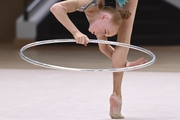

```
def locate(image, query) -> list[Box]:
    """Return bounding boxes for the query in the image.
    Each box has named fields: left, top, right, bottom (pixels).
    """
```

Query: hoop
left=19, top=39, right=156, bottom=72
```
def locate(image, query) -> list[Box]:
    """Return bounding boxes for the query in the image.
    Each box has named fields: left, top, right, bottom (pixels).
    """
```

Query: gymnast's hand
left=126, top=57, right=147, bottom=67
left=73, top=31, right=90, bottom=46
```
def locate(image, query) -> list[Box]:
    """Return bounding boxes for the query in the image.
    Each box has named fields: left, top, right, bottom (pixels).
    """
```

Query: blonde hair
left=97, top=0, right=131, bottom=26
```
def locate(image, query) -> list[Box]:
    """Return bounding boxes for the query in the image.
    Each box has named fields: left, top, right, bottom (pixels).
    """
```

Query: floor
left=0, top=41, right=180, bottom=120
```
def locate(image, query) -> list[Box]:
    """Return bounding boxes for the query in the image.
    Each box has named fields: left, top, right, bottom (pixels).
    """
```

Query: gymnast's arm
left=97, top=36, right=114, bottom=59
left=50, top=0, right=91, bottom=46
left=97, top=35, right=134, bottom=65
left=98, top=38, right=147, bottom=67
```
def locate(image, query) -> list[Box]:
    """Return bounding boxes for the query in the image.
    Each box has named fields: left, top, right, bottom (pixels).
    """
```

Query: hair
left=97, top=0, right=131, bottom=26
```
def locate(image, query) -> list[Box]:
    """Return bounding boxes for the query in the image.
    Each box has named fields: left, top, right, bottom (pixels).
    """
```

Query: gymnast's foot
left=109, top=93, right=124, bottom=119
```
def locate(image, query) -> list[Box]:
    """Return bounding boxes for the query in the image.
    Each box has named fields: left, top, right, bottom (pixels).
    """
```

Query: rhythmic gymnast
left=50, top=0, right=146, bottom=119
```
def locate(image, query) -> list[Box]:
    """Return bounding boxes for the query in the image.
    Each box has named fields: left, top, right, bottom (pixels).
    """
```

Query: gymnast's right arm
left=50, top=0, right=90, bottom=46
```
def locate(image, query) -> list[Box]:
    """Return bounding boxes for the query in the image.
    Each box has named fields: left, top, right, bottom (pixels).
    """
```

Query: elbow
left=98, top=44, right=106, bottom=53
left=50, top=3, right=62, bottom=14
left=50, top=4, right=57, bottom=13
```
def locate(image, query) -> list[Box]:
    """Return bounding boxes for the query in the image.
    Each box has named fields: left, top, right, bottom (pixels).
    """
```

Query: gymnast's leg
left=109, top=0, right=139, bottom=119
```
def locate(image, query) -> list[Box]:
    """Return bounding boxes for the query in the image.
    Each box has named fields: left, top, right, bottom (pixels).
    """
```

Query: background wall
left=1, top=0, right=180, bottom=45
left=37, top=0, right=180, bottom=45
left=0, top=0, right=32, bottom=43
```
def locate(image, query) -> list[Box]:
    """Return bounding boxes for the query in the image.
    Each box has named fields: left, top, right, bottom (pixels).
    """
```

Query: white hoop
left=19, top=39, right=156, bottom=72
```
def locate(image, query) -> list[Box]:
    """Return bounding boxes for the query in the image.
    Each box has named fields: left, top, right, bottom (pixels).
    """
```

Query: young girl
left=50, top=0, right=145, bottom=119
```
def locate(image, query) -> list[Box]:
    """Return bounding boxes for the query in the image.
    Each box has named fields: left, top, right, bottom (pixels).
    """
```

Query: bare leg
left=109, top=0, right=139, bottom=119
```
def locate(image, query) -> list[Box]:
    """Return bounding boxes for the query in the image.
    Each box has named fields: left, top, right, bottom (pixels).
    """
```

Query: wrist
left=71, top=29, right=80, bottom=37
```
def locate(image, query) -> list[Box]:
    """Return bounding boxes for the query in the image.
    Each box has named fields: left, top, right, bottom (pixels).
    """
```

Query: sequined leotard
left=77, top=0, right=98, bottom=12
left=116, top=0, right=129, bottom=8
left=77, top=0, right=129, bottom=12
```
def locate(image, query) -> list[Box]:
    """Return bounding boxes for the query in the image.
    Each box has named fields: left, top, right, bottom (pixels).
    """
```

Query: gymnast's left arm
left=97, top=35, right=114, bottom=59
left=97, top=40, right=147, bottom=68
left=97, top=35, right=147, bottom=67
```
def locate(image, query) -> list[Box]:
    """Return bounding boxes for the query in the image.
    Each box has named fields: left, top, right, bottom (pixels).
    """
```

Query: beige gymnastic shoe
left=109, top=93, right=124, bottom=119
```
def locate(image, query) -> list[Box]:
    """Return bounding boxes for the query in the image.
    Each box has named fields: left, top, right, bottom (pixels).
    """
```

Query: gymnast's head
left=88, top=0, right=131, bottom=37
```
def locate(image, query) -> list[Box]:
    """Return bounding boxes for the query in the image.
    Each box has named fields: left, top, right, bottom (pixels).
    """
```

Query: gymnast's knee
left=112, top=58, right=126, bottom=69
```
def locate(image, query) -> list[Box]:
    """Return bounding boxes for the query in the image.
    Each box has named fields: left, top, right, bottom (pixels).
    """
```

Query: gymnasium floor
left=0, top=42, right=180, bottom=120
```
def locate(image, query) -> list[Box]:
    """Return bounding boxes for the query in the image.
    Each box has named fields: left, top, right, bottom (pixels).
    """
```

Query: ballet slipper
left=109, top=93, right=124, bottom=119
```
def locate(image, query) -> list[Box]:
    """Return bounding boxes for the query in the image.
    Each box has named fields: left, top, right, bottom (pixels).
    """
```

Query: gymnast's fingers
left=75, top=38, right=79, bottom=44
left=84, top=36, right=89, bottom=46
left=76, top=37, right=82, bottom=44
left=140, top=58, right=147, bottom=64
left=81, top=37, right=85, bottom=45
left=126, top=57, right=145, bottom=67
left=136, top=57, right=147, bottom=65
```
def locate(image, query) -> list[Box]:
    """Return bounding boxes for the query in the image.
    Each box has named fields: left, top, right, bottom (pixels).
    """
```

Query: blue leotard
left=77, top=0, right=129, bottom=12
left=116, top=0, right=129, bottom=8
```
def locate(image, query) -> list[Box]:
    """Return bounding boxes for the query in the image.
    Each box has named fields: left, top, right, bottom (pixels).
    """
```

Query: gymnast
left=50, top=0, right=146, bottom=119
